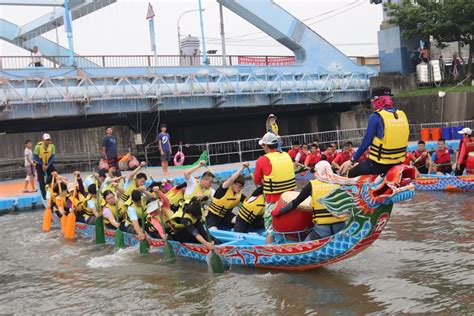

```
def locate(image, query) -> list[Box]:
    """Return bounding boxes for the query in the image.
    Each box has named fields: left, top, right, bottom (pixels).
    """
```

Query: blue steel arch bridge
left=0, top=0, right=377, bottom=133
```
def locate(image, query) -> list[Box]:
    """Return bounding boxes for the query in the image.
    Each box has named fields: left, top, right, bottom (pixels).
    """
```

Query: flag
left=147, top=3, right=157, bottom=55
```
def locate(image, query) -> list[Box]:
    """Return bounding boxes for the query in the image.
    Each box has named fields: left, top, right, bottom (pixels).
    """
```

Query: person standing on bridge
left=34, top=133, right=56, bottom=199
left=254, top=132, right=296, bottom=244
left=102, top=127, right=118, bottom=169
left=342, top=86, right=409, bottom=177
left=29, top=46, right=43, bottom=67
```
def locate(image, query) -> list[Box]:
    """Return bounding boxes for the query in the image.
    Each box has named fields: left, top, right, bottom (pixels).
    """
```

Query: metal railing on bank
left=144, top=119, right=473, bottom=166
left=1, top=120, right=471, bottom=181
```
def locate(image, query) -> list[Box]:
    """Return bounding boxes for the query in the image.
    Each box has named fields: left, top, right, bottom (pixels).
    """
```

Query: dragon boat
left=51, top=165, right=415, bottom=271
left=296, top=170, right=474, bottom=192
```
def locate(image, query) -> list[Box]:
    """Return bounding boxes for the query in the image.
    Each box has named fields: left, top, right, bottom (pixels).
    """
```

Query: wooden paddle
left=202, top=216, right=225, bottom=273
left=57, top=179, right=67, bottom=233
left=42, top=175, right=55, bottom=232
left=204, top=165, right=223, bottom=185
left=64, top=175, right=78, bottom=239
left=139, top=196, right=150, bottom=254
left=114, top=197, right=125, bottom=249
left=95, top=182, right=105, bottom=244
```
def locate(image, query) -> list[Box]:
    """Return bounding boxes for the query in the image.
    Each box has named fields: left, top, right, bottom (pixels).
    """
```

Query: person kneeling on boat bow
left=169, top=196, right=216, bottom=250
left=272, top=179, right=348, bottom=241
left=342, top=86, right=409, bottom=177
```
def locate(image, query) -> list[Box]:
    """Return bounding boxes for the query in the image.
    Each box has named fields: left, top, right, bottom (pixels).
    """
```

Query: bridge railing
left=0, top=54, right=366, bottom=69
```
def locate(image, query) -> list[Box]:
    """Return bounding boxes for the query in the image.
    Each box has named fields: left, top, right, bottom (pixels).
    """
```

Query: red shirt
left=288, top=147, right=300, bottom=161
left=323, top=150, right=336, bottom=163
left=305, top=152, right=322, bottom=167
left=254, top=150, right=281, bottom=203
left=403, top=152, right=414, bottom=165
left=333, top=150, right=353, bottom=165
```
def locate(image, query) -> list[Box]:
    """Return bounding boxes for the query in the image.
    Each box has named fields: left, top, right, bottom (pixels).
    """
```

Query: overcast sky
left=0, top=0, right=383, bottom=57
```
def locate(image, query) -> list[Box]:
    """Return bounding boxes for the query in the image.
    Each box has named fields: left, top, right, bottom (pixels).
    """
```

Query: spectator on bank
left=34, top=133, right=56, bottom=199
left=156, top=123, right=172, bottom=176
left=30, top=46, right=43, bottom=67
left=419, top=47, right=430, bottom=63
left=23, top=139, right=37, bottom=193
left=102, top=127, right=118, bottom=168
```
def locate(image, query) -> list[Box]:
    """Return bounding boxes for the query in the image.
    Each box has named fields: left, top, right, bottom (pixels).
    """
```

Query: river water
left=1, top=190, right=473, bottom=314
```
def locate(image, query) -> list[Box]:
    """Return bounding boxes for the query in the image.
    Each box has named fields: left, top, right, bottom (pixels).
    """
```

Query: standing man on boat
left=34, top=133, right=56, bottom=199
left=254, top=132, right=296, bottom=244
left=455, top=127, right=474, bottom=175
left=343, top=86, right=409, bottom=177
left=102, top=127, right=118, bottom=169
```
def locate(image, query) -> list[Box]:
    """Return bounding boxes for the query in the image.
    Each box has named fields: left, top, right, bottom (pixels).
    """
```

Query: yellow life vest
left=209, top=187, right=242, bottom=218
left=263, top=152, right=296, bottom=194
left=122, top=199, right=145, bottom=225
left=169, top=208, right=198, bottom=231
left=271, top=123, right=279, bottom=136
left=120, top=180, right=138, bottom=203
left=183, top=180, right=212, bottom=202
left=166, top=187, right=184, bottom=211
left=369, top=109, right=409, bottom=165
left=71, top=192, right=86, bottom=213
left=237, top=194, right=265, bottom=224
left=310, top=179, right=345, bottom=225
left=35, top=141, right=55, bottom=165
left=101, top=201, right=122, bottom=225
left=82, top=195, right=97, bottom=219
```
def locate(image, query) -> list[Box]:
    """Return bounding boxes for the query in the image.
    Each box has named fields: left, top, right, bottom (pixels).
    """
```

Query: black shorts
left=206, top=212, right=234, bottom=230
left=160, top=151, right=171, bottom=162
left=348, top=159, right=399, bottom=178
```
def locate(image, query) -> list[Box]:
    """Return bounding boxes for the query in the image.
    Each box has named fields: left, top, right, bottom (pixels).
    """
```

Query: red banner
left=237, top=56, right=295, bottom=66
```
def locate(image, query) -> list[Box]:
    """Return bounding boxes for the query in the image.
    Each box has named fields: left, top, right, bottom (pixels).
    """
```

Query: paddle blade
left=162, top=241, right=176, bottom=262
left=139, top=239, right=150, bottom=254
left=42, top=207, right=52, bottom=232
left=207, top=250, right=225, bottom=273
left=114, top=228, right=126, bottom=249
left=60, top=214, right=67, bottom=233
left=95, top=216, right=106, bottom=244
left=64, top=212, right=76, bottom=239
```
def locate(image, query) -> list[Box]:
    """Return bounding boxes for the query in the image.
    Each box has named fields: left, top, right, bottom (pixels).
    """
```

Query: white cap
left=42, top=133, right=51, bottom=140
left=268, top=113, right=277, bottom=119
left=258, top=132, right=278, bottom=146
left=457, top=127, right=472, bottom=135
left=146, top=200, right=163, bottom=214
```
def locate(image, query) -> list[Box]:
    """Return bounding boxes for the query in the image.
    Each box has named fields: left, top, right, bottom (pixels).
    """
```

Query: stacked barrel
left=420, top=126, right=465, bottom=141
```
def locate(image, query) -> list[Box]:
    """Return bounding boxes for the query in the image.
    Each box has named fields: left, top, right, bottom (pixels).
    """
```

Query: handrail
left=0, top=54, right=369, bottom=69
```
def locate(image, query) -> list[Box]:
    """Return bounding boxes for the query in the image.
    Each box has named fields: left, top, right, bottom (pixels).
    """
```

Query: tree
left=385, top=0, right=473, bottom=79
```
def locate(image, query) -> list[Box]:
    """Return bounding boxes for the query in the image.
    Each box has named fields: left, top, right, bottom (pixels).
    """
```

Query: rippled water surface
left=1, top=191, right=473, bottom=314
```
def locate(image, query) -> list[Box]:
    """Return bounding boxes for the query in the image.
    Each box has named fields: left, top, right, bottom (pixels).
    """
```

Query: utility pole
left=219, top=4, right=227, bottom=65
left=198, top=0, right=207, bottom=65
left=63, top=0, right=76, bottom=66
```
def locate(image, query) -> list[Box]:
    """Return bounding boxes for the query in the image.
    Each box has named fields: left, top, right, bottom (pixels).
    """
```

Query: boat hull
left=53, top=203, right=393, bottom=271
left=296, top=171, right=474, bottom=192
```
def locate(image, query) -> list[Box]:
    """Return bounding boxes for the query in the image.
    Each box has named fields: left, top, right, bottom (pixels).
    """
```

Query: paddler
left=272, top=179, right=347, bottom=240
left=234, top=186, right=265, bottom=233
left=101, top=190, right=123, bottom=229
left=34, top=133, right=56, bottom=199
left=455, top=127, right=474, bottom=175
left=429, top=138, right=453, bottom=174
left=304, top=144, right=322, bottom=168
left=144, top=186, right=174, bottom=239
left=322, top=145, right=337, bottom=165
left=118, top=161, right=148, bottom=203
left=254, top=132, right=296, bottom=244
left=169, top=196, right=215, bottom=250
left=331, top=142, right=354, bottom=174
left=287, top=140, right=301, bottom=161
left=182, top=160, right=215, bottom=203
left=121, top=190, right=147, bottom=240
left=206, top=163, right=248, bottom=230
left=294, top=143, right=309, bottom=167
left=412, top=141, right=431, bottom=174
left=342, top=86, right=409, bottom=177
left=166, top=182, right=187, bottom=212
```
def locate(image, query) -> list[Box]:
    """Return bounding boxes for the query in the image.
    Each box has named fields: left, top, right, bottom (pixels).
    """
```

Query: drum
left=466, top=152, right=474, bottom=175
left=272, top=191, right=314, bottom=239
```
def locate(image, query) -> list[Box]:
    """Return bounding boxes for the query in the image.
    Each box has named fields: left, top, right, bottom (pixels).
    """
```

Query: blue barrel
left=442, top=127, right=452, bottom=140
left=452, top=126, right=464, bottom=140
